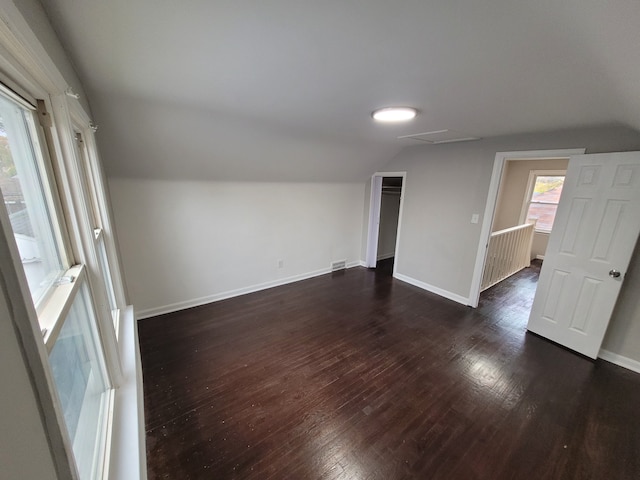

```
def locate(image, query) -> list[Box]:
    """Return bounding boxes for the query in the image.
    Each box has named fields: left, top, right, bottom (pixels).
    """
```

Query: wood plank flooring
left=138, top=262, right=640, bottom=479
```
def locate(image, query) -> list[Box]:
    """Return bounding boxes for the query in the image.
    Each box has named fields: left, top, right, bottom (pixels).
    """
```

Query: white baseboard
left=393, top=272, right=469, bottom=306
left=536, top=254, right=545, bottom=260
left=376, top=252, right=395, bottom=261
left=358, top=260, right=367, bottom=267
left=598, top=349, right=640, bottom=374
left=136, top=261, right=362, bottom=319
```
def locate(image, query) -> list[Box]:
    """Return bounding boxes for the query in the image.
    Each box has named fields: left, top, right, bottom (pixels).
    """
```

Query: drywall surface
left=602, top=239, right=640, bottom=362
left=377, top=193, right=401, bottom=259
left=109, top=179, right=364, bottom=315
left=0, top=282, right=57, bottom=480
left=381, top=125, right=640, bottom=299
left=13, top=0, right=91, bottom=112
left=531, top=234, right=549, bottom=260
left=92, top=94, right=396, bottom=183
left=493, top=158, right=569, bottom=259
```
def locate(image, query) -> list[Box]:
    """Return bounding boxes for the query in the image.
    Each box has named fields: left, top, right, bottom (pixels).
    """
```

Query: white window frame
left=519, top=169, right=566, bottom=234
left=0, top=87, right=116, bottom=480
left=0, top=4, right=134, bottom=478
left=0, top=88, right=75, bottom=311
left=66, top=103, right=127, bottom=338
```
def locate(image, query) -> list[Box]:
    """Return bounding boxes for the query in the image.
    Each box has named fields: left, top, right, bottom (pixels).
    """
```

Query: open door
left=365, top=176, right=383, bottom=268
left=365, top=173, right=406, bottom=270
left=527, top=152, right=640, bottom=358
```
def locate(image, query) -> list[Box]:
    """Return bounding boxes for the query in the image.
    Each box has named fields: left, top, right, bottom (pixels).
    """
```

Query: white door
left=527, top=152, right=640, bottom=358
left=365, top=175, right=383, bottom=268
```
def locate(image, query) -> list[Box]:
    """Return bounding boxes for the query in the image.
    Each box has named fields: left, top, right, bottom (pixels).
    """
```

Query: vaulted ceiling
left=40, top=0, right=640, bottom=181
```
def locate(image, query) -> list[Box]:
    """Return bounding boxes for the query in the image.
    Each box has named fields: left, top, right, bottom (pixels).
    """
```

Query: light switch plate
left=471, top=214, right=480, bottom=224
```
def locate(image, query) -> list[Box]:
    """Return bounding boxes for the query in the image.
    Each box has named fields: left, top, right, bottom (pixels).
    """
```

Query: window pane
left=0, top=94, right=64, bottom=305
left=531, top=176, right=564, bottom=203
left=526, top=203, right=558, bottom=232
left=49, top=283, right=110, bottom=480
left=96, top=231, right=118, bottom=321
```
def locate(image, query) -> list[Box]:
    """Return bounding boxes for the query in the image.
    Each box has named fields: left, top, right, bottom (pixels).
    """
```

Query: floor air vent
left=331, top=260, right=347, bottom=271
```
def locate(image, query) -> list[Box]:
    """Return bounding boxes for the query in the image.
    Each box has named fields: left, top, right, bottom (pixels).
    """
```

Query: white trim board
left=136, top=261, right=362, bottom=319
left=598, top=349, right=640, bottom=374
left=394, top=272, right=469, bottom=306
left=109, top=306, right=147, bottom=479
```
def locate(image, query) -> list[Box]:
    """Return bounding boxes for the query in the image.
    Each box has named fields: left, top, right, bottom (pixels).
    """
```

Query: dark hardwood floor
left=138, top=261, right=640, bottom=479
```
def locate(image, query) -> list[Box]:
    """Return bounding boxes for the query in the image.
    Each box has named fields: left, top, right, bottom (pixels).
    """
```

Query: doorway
left=479, top=156, right=570, bottom=300
left=469, top=149, right=585, bottom=307
left=478, top=156, right=570, bottom=312
left=365, top=172, right=406, bottom=275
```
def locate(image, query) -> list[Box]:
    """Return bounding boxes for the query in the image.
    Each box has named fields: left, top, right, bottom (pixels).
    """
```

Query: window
left=48, top=280, right=111, bottom=480
left=521, top=170, right=566, bottom=233
left=74, top=130, right=120, bottom=333
left=0, top=93, right=66, bottom=306
left=0, top=85, right=120, bottom=479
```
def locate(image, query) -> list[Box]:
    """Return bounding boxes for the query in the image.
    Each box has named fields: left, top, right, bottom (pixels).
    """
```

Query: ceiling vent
left=397, top=129, right=480, bottom=144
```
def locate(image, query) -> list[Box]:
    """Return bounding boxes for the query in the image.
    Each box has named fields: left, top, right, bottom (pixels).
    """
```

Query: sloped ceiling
left=40, top=0, right=640, bottom=182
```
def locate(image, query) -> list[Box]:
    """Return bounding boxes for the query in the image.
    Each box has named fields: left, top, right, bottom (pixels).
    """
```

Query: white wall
left=13, top=0, right=91, bottom=113
left=0, top=282, right=58, bottom=480
left=602, top=240, right=640, bottom=362
left=377, top=192, right=400, bottom=260
left=109, top=179, right=365, bottom=316
left=378, top=125, right=640, bottom=362
left=92, top=94, right=396, bottom=183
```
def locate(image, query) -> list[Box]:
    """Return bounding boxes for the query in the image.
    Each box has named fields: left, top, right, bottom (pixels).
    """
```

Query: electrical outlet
left=277, top=259, right=284, bottom=268
left=471, top=213, right=480, bottom=224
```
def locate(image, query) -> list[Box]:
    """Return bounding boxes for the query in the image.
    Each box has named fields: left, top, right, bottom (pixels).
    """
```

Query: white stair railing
left=481, top=222, right=536, bottom=291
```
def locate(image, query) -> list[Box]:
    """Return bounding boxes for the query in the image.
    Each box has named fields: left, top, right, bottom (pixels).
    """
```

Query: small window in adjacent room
left=521, top=171, right=566, bottom=233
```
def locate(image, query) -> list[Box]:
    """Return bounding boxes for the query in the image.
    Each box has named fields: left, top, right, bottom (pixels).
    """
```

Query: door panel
left=527, top=152, right=640, bottom=358
left=365, top=175, right=383, bottom=268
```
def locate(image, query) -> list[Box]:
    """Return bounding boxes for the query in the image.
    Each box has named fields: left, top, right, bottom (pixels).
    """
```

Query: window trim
left=68, top=101, right=128, bottom=310
left=1, top=89, right=117, bottom=480
left=48, top=93, right=123, bottom=384
left=0, top=4, right=142, bottom=479
left=40, top=263, right=85, bottom=350
left=0, top=90, right=76, bottom=311
left=0, top=175, right=79, bottom=480
left=519, top=169, right=566, bottom=234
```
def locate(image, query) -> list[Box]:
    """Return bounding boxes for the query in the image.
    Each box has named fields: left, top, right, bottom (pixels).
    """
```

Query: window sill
left=108, top=305, right=147, bottom=479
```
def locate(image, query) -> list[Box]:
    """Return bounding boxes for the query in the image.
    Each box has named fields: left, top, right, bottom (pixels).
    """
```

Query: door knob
left=609, top=269, right=621, bottom=278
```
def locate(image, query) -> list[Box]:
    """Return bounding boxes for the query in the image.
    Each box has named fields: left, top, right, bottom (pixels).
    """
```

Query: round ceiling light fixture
left=372, top=106, right=418, bottom=122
